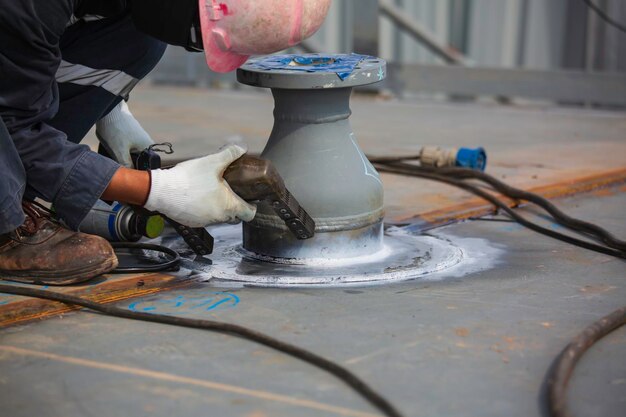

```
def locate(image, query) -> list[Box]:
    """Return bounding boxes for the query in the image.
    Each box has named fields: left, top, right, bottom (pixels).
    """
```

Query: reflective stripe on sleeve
left=55, top=60, right=139, bottom=98
left=67, top=14, right=107, bottom=26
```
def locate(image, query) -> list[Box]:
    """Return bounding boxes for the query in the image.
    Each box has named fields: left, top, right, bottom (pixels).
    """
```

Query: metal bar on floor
left=386, top=63, right=626, bottom=105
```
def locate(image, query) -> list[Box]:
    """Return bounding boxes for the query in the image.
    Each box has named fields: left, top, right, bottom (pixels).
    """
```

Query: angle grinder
left=86, top=144, right=316, bottom=256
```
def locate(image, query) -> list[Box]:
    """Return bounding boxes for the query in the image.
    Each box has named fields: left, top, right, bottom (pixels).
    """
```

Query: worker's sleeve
left=10, top=120, right=120, bottom=230
left=0, top=0, right=120, bottom=230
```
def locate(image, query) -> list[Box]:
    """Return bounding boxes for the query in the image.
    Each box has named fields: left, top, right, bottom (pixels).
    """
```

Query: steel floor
left=2, top=85, right=625, bottom=416
left=1, top=187, right=624, bottom=417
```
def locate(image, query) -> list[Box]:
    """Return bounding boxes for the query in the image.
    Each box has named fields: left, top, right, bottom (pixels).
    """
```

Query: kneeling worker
left=0, top=0, right=330, bottom=285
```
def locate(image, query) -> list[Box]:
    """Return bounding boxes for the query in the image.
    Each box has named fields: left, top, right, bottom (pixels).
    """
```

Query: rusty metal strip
left=0, top=273, right=191, bottom=328
left=395, top=168, right=626, bottom=228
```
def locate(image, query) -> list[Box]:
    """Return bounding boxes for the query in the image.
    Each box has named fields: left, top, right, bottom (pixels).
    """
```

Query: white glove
left=96, top=100, right=154, bottom=168
left=143, top=144, right=257, bottom=227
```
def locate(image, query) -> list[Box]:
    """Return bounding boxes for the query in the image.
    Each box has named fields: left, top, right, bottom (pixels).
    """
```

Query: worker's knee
left=121, top=14, right=168, bottom=80
left=60, top=12, right=167, bottom=82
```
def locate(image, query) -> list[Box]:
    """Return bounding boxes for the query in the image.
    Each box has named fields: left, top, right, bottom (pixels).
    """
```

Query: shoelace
left=15, top=201, right=54, bottom=238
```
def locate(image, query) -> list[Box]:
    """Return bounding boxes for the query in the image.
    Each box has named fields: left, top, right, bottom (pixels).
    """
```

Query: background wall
left=151, top=0, right=626, bottom=87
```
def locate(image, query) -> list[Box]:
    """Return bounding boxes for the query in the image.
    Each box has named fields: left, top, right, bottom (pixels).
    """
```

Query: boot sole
left=0, top=254, right=119, bottom=286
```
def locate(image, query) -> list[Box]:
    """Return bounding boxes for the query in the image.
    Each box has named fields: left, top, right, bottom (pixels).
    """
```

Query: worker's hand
left=143, top=144, right=257, bottom=227
left=96, top=100, right=154, bottom=168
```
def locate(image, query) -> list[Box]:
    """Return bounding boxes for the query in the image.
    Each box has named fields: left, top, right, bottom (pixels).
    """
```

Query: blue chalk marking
left=128, top=303, right=157, bottom=312
left=205, top=298, right=232, bottom=311
left=174, top=295, right=185, bottom=308
left=127, top=292, right=240, bottom=315
left=212, top=292, right=239, bottom=310
left=350, top=133, right=382, bottom=186
left=190, top=293, right=240, bottom=311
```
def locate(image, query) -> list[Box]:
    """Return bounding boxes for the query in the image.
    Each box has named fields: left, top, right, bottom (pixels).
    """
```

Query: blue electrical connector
left=456, top=147, right=487, bottom=171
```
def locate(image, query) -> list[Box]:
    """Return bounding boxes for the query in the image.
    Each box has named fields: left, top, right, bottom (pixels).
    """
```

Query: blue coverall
left=0, top=0, right=166, bottom=234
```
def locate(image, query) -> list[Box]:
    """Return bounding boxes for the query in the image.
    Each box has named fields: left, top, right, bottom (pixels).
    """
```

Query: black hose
left=547, top=306, right=626, bottom=417
left=110, top=242, right=181, bottom=273
left=368, top=154, right=422, bottom=164
left=373, top=164, right=626, bottom=259
left=0, top=284, right=405, bottom=417
left=390, top=163, right=626, bottom=252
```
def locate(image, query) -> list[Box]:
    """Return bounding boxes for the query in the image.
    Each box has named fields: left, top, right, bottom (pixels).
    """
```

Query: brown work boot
left=0, top=201, right=118, bottom=285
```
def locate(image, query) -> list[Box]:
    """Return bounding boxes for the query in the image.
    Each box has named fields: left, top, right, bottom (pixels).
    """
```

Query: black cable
left=0, top=284, right=405, bottom=417
left=110, top=242, right=181, bottom=273
left=383, top=163, right=626, bottom=253
left=582, top=0, right=626, bottom=33
left=369, top=153, right=626, bottom=256
left=376, top=164, right=626, bottom=258
left=373, top=164, right=626, bottom=259
left=368, top=154, right=422, bottom=164
left=438, top=165, right=626, bottom=251
left=547, top=305, right=626, bottom=417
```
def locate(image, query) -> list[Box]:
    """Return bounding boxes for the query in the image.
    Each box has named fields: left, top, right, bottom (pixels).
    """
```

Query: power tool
left=92, top=142, right=215, bottom=255
left=132, top=145, right=216, bottom=256
left=79, top=200, right=165, bottom=242
left=91, top=143, right=315, bottom=255
left=136, top=146, right=316, bottom=255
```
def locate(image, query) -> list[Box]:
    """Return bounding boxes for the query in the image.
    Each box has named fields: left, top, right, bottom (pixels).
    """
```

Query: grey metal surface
left=237, top=54, right=387, bottom=89
left=237, top=55, right=387, bottom=259
left=385, top=62, right=626, bottom=105
left=1, top=187, right=625, bottom=417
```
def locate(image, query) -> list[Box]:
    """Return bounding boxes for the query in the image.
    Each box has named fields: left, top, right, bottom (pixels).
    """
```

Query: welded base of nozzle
left=243, top=219, right=384, bottom=260
left=200, top=224, right=465, bottom=287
